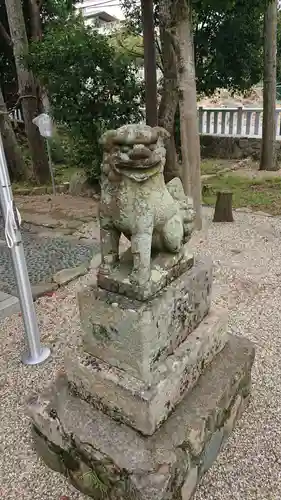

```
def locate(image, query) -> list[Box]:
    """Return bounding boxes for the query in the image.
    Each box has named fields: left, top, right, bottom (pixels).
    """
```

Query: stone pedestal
left=79, top=257, right=212, bottom=384
left=66, top=306, right=227, bottom=436
left=28, top=337, right=254, bottom=500
left=28, top=253, right=255, bottom=499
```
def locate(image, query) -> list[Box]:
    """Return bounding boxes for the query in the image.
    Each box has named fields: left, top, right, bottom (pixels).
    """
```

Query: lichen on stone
left=98, top=124, right=195, bottom=287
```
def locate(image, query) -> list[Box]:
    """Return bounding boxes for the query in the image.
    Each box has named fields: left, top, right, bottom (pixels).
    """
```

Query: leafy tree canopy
left=122, top=0, right=267, bottom=95
left=28, top=17, right=143, bottom=180
left=109, top=28, right=144, bottom=65
left=0, top=0, right=75, bottom=105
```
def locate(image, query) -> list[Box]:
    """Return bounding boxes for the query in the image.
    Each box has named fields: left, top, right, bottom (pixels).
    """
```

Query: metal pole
left=141, top=0, right=158, bottom=127
left=0, top=132, right=50, bottom=365
left=46, top=139, right=56, bottom=195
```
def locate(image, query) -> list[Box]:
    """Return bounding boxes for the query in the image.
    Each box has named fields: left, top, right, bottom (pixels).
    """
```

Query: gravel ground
left=0, top=218, right=96, bottom=294
left=1, top=207, right=281, bottom=499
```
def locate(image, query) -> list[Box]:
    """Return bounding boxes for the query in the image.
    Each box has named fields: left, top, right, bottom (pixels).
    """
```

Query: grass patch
left=12, top=164, right=79, bottom=190
left=201, top=159, right=234, bottom=175
left=80, top=471, right=108, bottom=497
left=202, top=174, right=281, bottom=215
left=53, top=164, right=78, bottom=183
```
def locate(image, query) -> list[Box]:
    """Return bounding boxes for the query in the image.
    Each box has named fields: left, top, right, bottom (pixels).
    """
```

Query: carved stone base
left=97, top=245, right=194, bottom=301
left=79, top=258, right=212, bottom=384
left=28, top=335, right=255, bottom=500
left=65, top=308, right=228, bottom=435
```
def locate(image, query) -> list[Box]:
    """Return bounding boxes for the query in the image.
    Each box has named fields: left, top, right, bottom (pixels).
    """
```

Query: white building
left=75, top=1, right=162, bottom=85
left=75, top=1, right=124, bottom=32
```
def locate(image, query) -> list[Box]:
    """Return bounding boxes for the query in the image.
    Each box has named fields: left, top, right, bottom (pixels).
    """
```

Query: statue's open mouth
left=116, top=158, right=160, bottom=169
left=113, top=162, right=161, bottom=182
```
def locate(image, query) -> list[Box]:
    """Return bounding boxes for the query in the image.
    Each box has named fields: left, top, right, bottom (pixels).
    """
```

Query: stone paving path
left=0, top=195, right=100, bottom=298
left=0, top=291, right=19, bottom=320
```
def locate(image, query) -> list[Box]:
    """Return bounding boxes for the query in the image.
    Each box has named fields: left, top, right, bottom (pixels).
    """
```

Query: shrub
left=28, top=17, right=143, bottom=181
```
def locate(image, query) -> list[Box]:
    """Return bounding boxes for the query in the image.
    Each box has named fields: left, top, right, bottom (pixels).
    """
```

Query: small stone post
left=213, top=190, right=234, bottom=222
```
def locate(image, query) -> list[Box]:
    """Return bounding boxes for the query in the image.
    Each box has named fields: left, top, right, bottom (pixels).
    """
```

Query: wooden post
left=141, top=0, right=158, bottom=127
left=213, top=191, right=234, bottom=222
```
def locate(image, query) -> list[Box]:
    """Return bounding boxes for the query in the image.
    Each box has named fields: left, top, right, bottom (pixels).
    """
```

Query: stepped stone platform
left=27, top=124, right=255, bottom=499
left=28, top=333, right=254, bottom=500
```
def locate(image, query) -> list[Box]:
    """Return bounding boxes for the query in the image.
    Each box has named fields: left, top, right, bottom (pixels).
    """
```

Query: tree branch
left=0, top=94, right=37, bottom=116
left=116, top=35, right=143, bottom=60
left=155, top=35, right=164, bottom=72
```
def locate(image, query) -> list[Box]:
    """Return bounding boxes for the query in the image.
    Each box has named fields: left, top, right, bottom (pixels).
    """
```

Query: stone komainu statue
left=99, top=124, right=195, bottom=286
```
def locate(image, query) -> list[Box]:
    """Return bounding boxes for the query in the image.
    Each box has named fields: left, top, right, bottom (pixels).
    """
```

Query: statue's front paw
left=99, top=263, right=113, bottom=275
left=130, top=269, right=150, bottom=287
left=99, top=257, right=119, bottom=275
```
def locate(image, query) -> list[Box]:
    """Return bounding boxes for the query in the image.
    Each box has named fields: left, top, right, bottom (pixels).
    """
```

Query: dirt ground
left=15, top=194, right=99, bottom=224
left=10, top=194, right=100, bottom=243
left=230, top=158, right=281, bottom=179
left=231, top=166, right=281, bottom=179
left=202, top=157, right=281, bottom=178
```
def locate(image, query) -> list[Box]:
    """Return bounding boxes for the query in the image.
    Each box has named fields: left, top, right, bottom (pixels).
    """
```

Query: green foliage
left=49, top=134, right=67, bottom=164
left=109, top=28, right=144, bottom=65
left=28, top=18, right=143, bottom=181
left=194, top=0, right=263, bottom=95
left=121, top=0, right=143, bottom=36
left=201, top=158, right=233, bottom=175
left=202, top=172, right=281, bottom=215
left=121, top=0, right=265, bottom=96
left=80, top=471, right=108, bottom=497
left=40, top=0, right=75, bottom=23
left=0, top=0, right=75, bottom=105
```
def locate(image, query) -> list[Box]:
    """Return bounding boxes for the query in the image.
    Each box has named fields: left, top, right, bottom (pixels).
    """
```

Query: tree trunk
left=213, top=191, right=234, bottom=223
left=260, top=0, right=278, bottom=171
left=164, top=134, right=180, bottom=182
left=5, top=0, right=50, bottom=184
left=29, top=0, right=42, bottom=41
left=28, top=0, right=50, bottom=114
left=158, top=22, right=180, bottom=182
left=162, top=0, right=202, bottom=229
left=141, top=0, right=158, bottom=127
left=0, top=86, right=27, bottom=182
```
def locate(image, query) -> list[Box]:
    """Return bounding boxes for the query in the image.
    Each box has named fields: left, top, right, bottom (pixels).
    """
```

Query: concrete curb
left=0, top=292, right=20, bottom=320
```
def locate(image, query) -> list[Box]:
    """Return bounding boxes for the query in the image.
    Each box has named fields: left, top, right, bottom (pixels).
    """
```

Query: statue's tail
left=166, top=178, right=195, bottom=242
left=166, top=177, right=193, bottom=208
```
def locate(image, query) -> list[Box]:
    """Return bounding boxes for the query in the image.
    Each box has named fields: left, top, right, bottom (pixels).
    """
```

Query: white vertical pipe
left=0, top=132, right=50, bottom=365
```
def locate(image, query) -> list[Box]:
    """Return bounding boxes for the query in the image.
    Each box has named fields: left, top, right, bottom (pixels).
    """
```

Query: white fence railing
left=9, top=105, right=281, bottom=139
left=9, top=108, right=24, bottom=123
left=198, top=106, right=281, bottom=138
